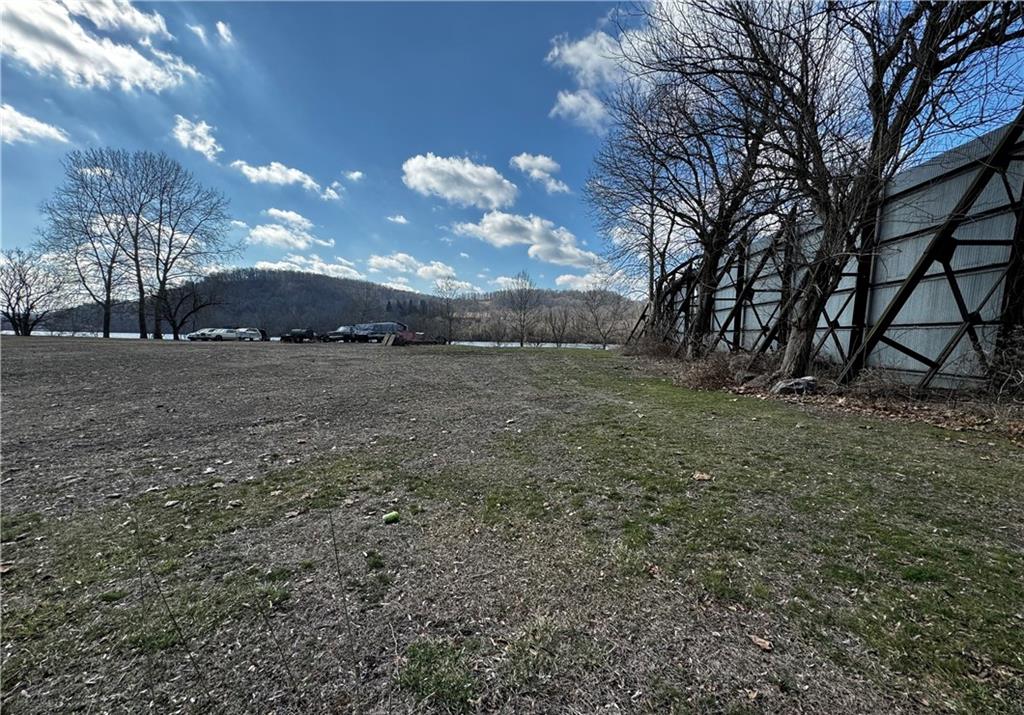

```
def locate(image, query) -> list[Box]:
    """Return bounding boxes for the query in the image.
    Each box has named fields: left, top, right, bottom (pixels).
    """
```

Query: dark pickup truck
left=323, top=325, right=357, bottom=342
left=279, top=329, right=319, bottom=343
left=353, top=321, right=408, bottom=342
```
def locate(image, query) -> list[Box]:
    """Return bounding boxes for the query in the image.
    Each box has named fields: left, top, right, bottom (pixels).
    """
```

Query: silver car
left=235, top=328, right=262, bottom=341
left=187, top=328, right=217, bottom=341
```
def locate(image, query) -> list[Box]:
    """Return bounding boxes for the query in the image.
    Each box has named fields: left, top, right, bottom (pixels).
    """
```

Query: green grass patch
left=398, top=639, right=477, bottom=712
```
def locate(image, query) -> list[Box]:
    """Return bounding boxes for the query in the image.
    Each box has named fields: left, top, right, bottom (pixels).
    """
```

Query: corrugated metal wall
left=699, top=124, right=1023, bottom=387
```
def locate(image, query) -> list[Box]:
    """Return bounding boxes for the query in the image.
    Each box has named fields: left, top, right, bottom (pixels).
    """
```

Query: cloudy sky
left=1, top=1, right=628, bottom=293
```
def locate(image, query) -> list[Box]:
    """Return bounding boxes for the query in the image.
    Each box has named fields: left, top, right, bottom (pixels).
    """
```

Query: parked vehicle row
left=187, top=327, right=267, bottom=341
left=185, top=321, right=444, bottom=346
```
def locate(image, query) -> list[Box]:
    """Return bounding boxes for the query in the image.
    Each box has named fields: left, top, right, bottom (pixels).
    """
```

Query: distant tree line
left=19, top=266, right=638, bottom=346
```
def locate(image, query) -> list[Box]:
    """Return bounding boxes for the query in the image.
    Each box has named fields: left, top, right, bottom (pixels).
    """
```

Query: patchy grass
left=2, top=347, right=1022, bottom=712
left=398, top=639, right=477, bottom=712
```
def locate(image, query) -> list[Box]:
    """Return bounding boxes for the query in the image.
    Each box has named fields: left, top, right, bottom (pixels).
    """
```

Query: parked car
left=279, top=328, right=319, bottom=343
left=324, top=325, right=357, bottom=342
left=187, top=328, right=217, bottom=341
left=258, top=328, right=270, bottom=342
left=353, top=321, right=408, bottom=342
left=209, top=328, right=241, bottom=341
left=235, top=327, right=262, bottom=341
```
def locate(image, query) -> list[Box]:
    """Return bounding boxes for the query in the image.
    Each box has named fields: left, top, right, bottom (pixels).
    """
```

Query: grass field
left=1, top=340, right=1022, bottom=713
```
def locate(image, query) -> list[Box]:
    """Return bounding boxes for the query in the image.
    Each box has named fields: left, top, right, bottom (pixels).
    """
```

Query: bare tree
left=40, top=153, right=131, bottom=338
left=161, top=281, right=219, bottom=340
left=545, top=305, right=571, bottom=347
left=48, top=149, right=235, bottom=338
left=635, top=1, right=1024, bottom=375
left=143, top=159, right=233, bottom=339
left=0, top=248, right=67, bottom=336
left=578, top=278, right=630, bottom=348
left=587, top=86, right=680, bottom=339
left=433, top=278, right=462, bottom=343
left=486, top=308, right=509, bottom=346
left=499, top=271, right=539, bottom=347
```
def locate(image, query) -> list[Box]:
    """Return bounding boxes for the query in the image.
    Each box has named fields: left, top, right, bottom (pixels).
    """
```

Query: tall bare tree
left=161, top=281, right=219, bottom=340
left=635, top=0, right=1024, bottom=375
left=587, top=86, right=680, bottom=338
left=500, top=271, right=540, bottom=347
left=578, top=277, right=631, bottom=348
left=43, top=149, right=235, bottom=339
left=0, top=248, right=66, bottom=336
left=40, top=153, right=130, bottom=338
left=141, top=159, right=232, bottom=339
left=544, top=305, right=571, bottom=347
left=434, top=278, right=462, bottom=343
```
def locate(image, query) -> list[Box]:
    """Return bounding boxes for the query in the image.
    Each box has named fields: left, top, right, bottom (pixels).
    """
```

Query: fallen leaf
left=748, top=634, right=773, bottom=652
left=693, top=470, right=714, bottom=482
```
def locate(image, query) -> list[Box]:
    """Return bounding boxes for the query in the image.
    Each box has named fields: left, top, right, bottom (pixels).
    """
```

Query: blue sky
left=1, top=1, right=624, bottom=293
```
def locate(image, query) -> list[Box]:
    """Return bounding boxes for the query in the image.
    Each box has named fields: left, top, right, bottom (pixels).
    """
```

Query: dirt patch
left=2, top=339, right=1022, bottom=713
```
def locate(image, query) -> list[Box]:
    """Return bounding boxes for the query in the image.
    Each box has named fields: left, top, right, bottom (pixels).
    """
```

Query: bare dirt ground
left=2, top=338, right=1022, bottom=714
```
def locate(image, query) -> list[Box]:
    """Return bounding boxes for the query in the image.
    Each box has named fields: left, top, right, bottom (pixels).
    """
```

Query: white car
left=235, top=328, right=262, bottom=341
left=208, top=328, right=240, bottom=341
left=187, top=328, right=217, bottom=341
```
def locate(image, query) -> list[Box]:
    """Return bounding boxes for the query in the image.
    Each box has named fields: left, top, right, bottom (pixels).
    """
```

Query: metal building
left=681, top=112, right=1023, bottom=389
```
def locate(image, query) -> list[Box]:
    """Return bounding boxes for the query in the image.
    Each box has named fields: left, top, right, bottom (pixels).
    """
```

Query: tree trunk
left=135, top=273, right=147, bottom=339
left=777, top=265, right=840, bottom=377
left=686, top=255, right=722, bottom=359
left=102, top=302, right=112, bottom=339
left=152, top=303, right=163, bottom=340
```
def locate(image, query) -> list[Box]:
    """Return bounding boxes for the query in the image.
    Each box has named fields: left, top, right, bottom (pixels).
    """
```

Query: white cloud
left=321, top=181, right=342, bottom=201
left=453, top=211, right=600, bottom=268
left=417, top=261, right=456, bottom=281
left=255, top=253, right=364, bottom=281
left=549, top=89, right=609, bottom=134
left=231, top=159, right=325, bottom=195
left=546, top=31, right=623, bottom=87
left=402, top=153, right=517, bottom=210
left=459, top=252, right=470, bottom=259
left=382, top=276, right=416, bottom=292
left=545, top=31, right=623, bottom=135
left=440, top=279, right=482, bottom=294
left=366, top=252, right=455, bottom=281
left=61, top=0, right=171, bottom=39
left=247, top=222, right=334, bottom=251
left=2, top=0, right=198, bottom=93
left=1, top=104, right=69, bottom=145
left=367, top=252, right=421, bottom=274
left=187, top=24, right=207, bottom=44
left=556, top=267, right=638, bottom=294
left=216, top=21, right=233, bottom=44
left=491, top=275, right=521, bottom=290
left=387, top=214, right=409, bottom=225
left=264, top=208, right=312, bottom=230
left=345, top=170, right=364, bottom=182
left=554, top=272, right=603, bottom=291
left=171, top=115, right=222, bottom=161
left=510, top=152, right=570, bottom=194
left=230, top=219, right=248, bottom=229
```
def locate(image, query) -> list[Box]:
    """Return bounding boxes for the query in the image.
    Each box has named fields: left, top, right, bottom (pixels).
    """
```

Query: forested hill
left=47, top=268, right=635, bottom=341
left=51, top=268, right=441, bottom=336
